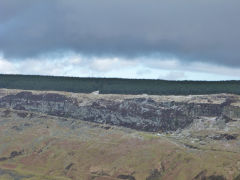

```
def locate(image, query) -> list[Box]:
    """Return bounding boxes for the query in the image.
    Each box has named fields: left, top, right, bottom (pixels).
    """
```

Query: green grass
left=0, top=74, right=240, bottom=95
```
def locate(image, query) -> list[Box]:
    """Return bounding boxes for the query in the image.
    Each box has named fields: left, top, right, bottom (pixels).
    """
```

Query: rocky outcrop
left=0, top=89, right=240, bottom=132
left=193, top=170, right=226, bottom=180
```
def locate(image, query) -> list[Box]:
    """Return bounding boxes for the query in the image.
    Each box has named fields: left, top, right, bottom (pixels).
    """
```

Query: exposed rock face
left=1, top=89, right=240, bottom=180
left=0, top=89, right=240, bottom=132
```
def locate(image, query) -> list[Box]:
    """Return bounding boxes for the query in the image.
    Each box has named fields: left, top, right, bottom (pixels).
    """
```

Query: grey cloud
left=0, top=0, right=240, bottom=67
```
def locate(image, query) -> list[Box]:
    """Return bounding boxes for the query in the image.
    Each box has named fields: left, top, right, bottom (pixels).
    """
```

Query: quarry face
left=1, top=89, right=240, bottom=180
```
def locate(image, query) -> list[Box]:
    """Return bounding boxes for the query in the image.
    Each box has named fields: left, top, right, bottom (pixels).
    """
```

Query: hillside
left=1, top=89, right=240, bottom=179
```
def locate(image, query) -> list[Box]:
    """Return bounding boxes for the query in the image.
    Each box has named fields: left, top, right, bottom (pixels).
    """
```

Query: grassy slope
left=1, top=109, right=240, bottom=180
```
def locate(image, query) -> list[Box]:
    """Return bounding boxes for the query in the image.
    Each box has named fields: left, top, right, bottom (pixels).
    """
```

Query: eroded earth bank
left=0, top=89, right=240, bottom=180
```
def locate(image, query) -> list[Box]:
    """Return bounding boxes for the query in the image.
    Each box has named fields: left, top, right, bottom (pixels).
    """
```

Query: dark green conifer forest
left=0, top=74, right=239, bottom=95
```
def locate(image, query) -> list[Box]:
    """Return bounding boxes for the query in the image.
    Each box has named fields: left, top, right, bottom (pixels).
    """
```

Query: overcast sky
left=0, top=0, right=240, bottom=80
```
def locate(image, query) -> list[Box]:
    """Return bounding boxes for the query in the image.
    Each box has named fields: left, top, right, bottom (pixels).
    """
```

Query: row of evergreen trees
left=0, top=74, right=239, bottom=95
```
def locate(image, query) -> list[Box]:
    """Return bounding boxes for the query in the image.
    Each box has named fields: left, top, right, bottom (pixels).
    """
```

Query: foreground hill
left=0, top=89, right=240, bottom=179
left=0, top=74, right=240, bottom=95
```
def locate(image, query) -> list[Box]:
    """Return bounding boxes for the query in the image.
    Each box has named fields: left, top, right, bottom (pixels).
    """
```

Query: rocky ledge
left=0, top=89, right=240, bottom=132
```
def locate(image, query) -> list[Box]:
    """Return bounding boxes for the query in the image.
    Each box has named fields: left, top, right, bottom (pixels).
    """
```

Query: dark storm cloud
left=0, top=0, right=240, bottom=66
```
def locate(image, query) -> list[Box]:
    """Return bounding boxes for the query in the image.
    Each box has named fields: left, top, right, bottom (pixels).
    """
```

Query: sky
left=0, top=0, right=240, bottom=80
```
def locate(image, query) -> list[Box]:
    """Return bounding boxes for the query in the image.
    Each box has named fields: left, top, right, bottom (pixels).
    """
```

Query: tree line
left=0, top=74, right=239, bottom=95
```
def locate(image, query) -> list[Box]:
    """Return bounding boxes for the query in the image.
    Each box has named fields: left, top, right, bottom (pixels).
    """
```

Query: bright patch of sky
left=0, top=52, right=240, bottom=81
